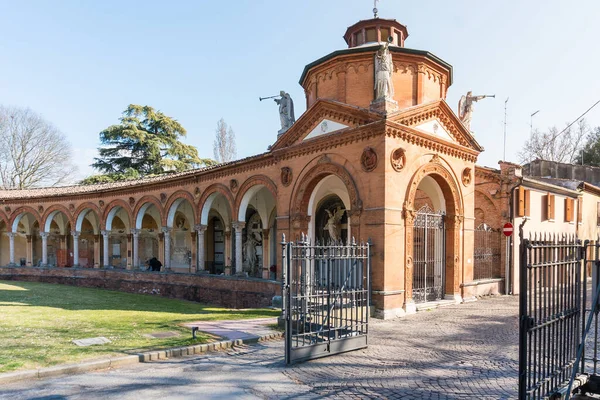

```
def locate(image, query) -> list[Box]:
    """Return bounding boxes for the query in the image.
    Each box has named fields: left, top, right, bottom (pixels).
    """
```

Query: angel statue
left=458, top=91, right=495, bottom=132
left=325, top=207, right=345, bottom=243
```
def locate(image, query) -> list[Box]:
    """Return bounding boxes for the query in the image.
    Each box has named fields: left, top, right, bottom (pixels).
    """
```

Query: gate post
left=282, top=234, right=291, bottom=365
left=518, top=230, right=529, bottom=399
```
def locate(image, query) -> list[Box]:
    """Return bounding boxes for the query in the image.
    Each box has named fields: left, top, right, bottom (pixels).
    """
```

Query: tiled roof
left=0, top=152, right=270, bottom=201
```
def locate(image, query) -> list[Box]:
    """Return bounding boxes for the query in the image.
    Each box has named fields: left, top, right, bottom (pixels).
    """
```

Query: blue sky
left=1, top=0, right=599, bottom=180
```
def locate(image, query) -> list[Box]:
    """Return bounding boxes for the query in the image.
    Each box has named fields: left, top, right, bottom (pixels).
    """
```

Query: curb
left=0, top=331, right=283, bottom=385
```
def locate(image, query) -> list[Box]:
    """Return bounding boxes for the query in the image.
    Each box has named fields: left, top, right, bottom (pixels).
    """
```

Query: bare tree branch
left=213, top=118, right=237, bottom=163
left=0, top=106, right=77, bottom=189
left=518, top=119, right=589, bottom=164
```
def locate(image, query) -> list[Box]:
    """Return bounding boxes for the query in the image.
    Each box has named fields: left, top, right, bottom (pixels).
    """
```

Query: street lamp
left=530, top=110, right=540, bottom=136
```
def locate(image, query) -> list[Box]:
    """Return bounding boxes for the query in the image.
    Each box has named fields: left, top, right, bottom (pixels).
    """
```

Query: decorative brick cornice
left=385, top=121, right=478, bottom=163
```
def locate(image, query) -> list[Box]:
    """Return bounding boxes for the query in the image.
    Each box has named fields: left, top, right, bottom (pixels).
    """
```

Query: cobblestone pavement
left=0, top=295, right=519, bottom=399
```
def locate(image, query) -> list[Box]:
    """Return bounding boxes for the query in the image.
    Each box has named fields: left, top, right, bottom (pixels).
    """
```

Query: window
left=380, top=27, right=390, bottom=42
left=517, top=186, right=531, bottom=217
left=565, top=198, right=575, bottom=222
left=366, top=28, right=377, bottom=43
left=354, top=32, right=364, bottom=46
left=544, top=193, right=555, bottom=221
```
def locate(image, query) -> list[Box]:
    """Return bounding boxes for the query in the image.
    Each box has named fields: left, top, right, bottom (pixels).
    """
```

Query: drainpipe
left=507, top=178, right=523, bottom=295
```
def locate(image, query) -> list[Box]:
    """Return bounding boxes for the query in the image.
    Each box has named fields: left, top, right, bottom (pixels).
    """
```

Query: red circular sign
left=503, top=222, right=514, bottom=237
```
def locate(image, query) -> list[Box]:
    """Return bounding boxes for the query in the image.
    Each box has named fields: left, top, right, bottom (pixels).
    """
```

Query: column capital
left=40, top=232, right=49, bottom=239
left=101, top=230, right=109, bottom=237
left=161, top=227, right=172, bottom=235
left=71, top=230, right=81, bottom=238
left=262, top=228, right=270, bottom=239
left=131, top=229, right=140, bottom=236
left=194, top=224, right=208, bottom=233
left=232, top=221, right=245, bottom=231
left=7, top=232, right=16, bottom=238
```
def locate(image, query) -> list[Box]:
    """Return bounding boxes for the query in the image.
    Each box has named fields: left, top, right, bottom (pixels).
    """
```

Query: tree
left=518, top=119, right=588, bottom=164
left=574, top=126, right=600, bottom=166
left=213, top=118, right=237, bottom=163
left=84, top=104, right=215, bottom=183
left=0, top=106, right=76, bottom=189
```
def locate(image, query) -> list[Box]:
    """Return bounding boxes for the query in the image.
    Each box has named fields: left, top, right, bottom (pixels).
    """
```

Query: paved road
left=0, top=296, right=519, bottom=399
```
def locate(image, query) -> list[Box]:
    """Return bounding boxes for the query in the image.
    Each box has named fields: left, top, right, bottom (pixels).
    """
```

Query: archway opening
left=201, top=192, right=232, bottom=274
left=307, top=175, right=351, bottom=244
left=105, top=206, right=131, bottom=269
left=166, top=199, right=194, bottom=273
left=76, top=209, right=100, bottom=268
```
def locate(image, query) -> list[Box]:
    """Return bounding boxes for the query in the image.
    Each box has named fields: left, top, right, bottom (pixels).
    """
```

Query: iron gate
left=474, top=223, right=502, bottom=280
left=282, top=234, right=370, bottom=365
left=413, top=205, right=445, bottom=303
left=519, top=233, right=583, bottom=399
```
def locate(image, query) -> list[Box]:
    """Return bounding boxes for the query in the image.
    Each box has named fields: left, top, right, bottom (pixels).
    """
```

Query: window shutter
left=565, top=198, right=573, bottom=222
left=578, top=197, right=583, bottom=224
left=518, top=186, right=525, bottom=217
left=597, top=202, right=600, bottom=226
left=525, top=189, right=531, bottom=217
left=548, top=194, right=555, bottom=220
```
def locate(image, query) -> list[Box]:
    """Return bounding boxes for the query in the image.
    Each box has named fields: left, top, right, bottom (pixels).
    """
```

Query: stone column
left=262, top=229, right=270, bottom=279
left=195, top=224, right=207, bottom=273
left=40, top=232, right=49, bottom=266
left=71, top=231, right=80, bottom=267
left=101, top=230, right=110, bottom=268
left=8, top=232, right=16, bottom=266
left=131, top=229, right=140, bottom=269
left=224, top=230, right=232, bottom=275
left=26, top=235, right=33, bottom=266
left=232, top=221, right=245, bottom=275
left=93, top=235, right=100, bottom=268
left=162, top=227, right=171, bottom=271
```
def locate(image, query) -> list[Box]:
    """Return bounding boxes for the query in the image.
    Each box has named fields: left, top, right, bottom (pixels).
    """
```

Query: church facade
left=0, top=16, right=499, bottom=318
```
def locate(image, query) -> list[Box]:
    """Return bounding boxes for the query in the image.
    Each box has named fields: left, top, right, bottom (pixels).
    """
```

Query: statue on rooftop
left=275, top=91, right=295, bottom=136
left=458, top=91, right=495, bottom=131
left=374, top=42, right=394, bottom=100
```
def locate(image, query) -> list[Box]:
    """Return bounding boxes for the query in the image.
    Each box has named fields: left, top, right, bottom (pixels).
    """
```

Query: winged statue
left=458, top=91, right=495, bottom=132
left=325, top=207, right=345, bottom=242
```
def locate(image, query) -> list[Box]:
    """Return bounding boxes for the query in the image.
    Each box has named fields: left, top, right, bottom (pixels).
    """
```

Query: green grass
left=0, top=280, right=280, bottom=373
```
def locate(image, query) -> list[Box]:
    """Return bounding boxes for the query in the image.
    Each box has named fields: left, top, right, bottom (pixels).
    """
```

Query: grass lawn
left=0, top=280, right=280, bottom=373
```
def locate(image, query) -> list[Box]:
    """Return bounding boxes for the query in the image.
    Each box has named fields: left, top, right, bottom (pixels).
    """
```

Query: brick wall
left=0, top=267, right=281, bottom=309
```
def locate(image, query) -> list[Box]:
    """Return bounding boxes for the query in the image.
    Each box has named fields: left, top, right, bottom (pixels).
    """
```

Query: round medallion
left=390, top=148, right=406, bottom=172
left=462, top=167, right=472, bottom=186
left=280, top=167, right=292, bottom=187
left=361, top=147, right=378, bottom=172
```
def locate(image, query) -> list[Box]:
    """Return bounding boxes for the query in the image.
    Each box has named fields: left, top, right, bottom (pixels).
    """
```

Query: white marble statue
left=325, top=207, right=345, bottom=242
left=458, top=91, right=495, bottom=131
left=374, top=42, right=394, bottom=100
left=243, top=231, right=259, bottom=270
left=275, top=90, right=295, bottom=135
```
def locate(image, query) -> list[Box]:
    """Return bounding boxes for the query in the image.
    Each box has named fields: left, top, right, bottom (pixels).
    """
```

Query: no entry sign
left=503, top=222, right=514, bottom=237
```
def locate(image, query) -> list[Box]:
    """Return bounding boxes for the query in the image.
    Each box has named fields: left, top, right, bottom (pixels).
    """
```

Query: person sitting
left=148, top=257, right=162, bottom=272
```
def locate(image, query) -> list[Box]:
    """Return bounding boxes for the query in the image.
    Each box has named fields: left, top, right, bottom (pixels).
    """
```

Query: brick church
left=0, top=14, right=519, bottom=318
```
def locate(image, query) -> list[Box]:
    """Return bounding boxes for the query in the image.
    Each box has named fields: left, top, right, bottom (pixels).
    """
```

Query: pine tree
left=83, top=105, right=215, bottom=184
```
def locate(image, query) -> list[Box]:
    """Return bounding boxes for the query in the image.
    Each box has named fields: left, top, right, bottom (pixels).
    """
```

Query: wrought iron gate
left=474, top=223, right=502, bottom=280
left=282, top=234, right=370, bottom=365
left=413, top=205, right=445, bottom=303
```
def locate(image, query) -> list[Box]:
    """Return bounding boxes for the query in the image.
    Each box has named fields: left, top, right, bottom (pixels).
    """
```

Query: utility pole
left=503, top=98, right=509, bottom=161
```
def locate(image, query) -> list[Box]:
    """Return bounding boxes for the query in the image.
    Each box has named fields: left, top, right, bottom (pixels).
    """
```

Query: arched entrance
left=306, top=175, right=352, bottom=244
left=404, top=159, right=463, bottom=308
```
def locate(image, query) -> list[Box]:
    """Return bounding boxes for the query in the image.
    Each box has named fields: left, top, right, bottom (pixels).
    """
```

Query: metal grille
left=282, top=234, right=370, bottom=365
left=474, top=223, right=502, bottom=280
left=413, top=205, right=445, bottom=303
left=519, top=233, right=582, bottom=399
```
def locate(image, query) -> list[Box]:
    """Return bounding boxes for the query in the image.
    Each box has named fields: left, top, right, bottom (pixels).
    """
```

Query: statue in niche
left=325, top=207, right=345, bottom=242
left=374, top=42, right=394, bottom=100
left=458, top=91, right=495, bottom=131
left=275, top=91, right=295, bottom=135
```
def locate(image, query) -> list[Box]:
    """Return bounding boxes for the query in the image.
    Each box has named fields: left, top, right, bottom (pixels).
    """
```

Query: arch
left=235, top=175, right=278, bottom=227
left=42, top=205, right=73, bottom=233
left=0, top=210, right=8, bottom=228
left=9, top=206, right=41, bottom=233
left=74, top=202, right=102, bottom=233
left=164, top=190, right=197, bottom=227
left=403, top=157, right=465, bottom=305
left=198, top=183, right=235, bottom=225
left=102, top=199, right=133, bottom=231
left=291, top=162, right=362, bottom=217
left=130, top=196, right=161, bottom=230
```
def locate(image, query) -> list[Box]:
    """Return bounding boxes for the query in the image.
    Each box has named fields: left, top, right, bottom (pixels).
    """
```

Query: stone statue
left=458, top=91, right=495, bottom=131
left=275, top=91, right=295, bottom=136
left=325, top=207, right=345, bottom=242
left=243, top=230, right=259, bottom=271
left=374, top=42, right=394, bottom=100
